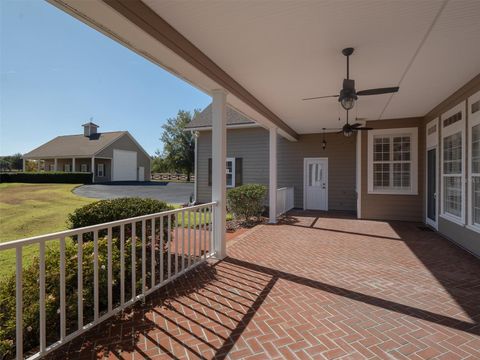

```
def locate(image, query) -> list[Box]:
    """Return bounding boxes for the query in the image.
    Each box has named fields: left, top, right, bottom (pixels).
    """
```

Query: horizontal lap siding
left=361, top=118, right=424, bottom=222
left=196, top=128, right=269, bottom=203
left=196, top=128, right=356, bottom=211
left=278, top=133, right=356, bottom=210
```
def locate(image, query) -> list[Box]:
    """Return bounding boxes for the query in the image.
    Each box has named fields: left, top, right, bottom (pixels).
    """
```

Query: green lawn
left=0, top=183, right=95, bottom=277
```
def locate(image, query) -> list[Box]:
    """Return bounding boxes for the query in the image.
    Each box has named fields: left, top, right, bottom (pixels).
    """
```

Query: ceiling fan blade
left=302, top=95, right=338, bottom=101
left=351, top=123, right=363, bottom=128
left=356, top=87, right=399, bottom=96
left=355, top=127, right=374, bottom=131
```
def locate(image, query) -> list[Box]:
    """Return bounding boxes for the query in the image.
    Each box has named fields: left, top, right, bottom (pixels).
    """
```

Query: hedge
left=0, top=172, right=92, bottom=184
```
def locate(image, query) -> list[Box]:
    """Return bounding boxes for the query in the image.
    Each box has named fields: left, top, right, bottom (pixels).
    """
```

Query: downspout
left=193, top=131, right=198, bottom=204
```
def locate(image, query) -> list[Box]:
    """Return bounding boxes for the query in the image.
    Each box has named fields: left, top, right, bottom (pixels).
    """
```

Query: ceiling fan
left=303, top=47, right=399, bottom=111
left=336, top=110, right=372, bottom=137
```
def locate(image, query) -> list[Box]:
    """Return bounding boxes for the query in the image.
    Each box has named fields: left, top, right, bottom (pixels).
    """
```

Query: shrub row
left=0, top=172, right=93, bottom=184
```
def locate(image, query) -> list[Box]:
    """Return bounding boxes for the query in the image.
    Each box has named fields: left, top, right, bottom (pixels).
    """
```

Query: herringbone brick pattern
left=48, top=211, right=480, bottom=359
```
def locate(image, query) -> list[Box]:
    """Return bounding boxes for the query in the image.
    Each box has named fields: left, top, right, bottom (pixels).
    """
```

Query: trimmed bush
left=227, top=184, right=267, bottom=221
left=0, top=172, right=92, bottom=184
left=68, top=197, right=174, bottom=235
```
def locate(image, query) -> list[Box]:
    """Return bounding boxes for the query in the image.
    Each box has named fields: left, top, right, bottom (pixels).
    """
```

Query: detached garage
left=23, top=122, right=151, bottom=183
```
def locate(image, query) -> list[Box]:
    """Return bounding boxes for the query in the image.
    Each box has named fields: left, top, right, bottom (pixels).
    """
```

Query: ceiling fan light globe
left=340, top=97, right=355, bottom=110
left=343, top=129, right=353, bottom=137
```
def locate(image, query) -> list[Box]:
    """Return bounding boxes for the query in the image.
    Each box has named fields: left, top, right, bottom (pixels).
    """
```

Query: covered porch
left=5, top=0, right=480, bottom=359
left=48, top=211, right=480, bottom=359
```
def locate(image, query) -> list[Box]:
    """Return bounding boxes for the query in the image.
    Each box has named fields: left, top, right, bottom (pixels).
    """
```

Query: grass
left=0, top=183, right=234, bottom=278
left=0, top=183, right=95, bottom=277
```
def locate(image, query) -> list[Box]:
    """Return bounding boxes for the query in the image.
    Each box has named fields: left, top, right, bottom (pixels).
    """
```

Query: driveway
left=74, top=181, right=194, bottom=204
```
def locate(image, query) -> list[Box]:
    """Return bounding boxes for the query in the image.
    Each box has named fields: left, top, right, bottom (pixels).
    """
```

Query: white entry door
left=304, top=158, right=328, bottom=210
left=138, top=166, right=145, bottom=181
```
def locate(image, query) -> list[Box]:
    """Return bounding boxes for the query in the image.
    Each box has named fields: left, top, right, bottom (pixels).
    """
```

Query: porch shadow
left=281, top=210, right=480, bottom=330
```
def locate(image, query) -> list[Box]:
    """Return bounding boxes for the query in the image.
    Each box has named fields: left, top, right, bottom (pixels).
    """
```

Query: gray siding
left=196, top=127, right=356, bottom=211
left=196, top=128, right=269, bottom=203
left=97, top=133, right=151, bottom=181
left=438, top=218, right=480, bottom=256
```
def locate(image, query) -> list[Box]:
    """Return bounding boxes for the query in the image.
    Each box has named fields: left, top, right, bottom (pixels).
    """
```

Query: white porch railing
left=0, top=202, right=216, bottom=360
left=276, top=187, right=294, bottom=216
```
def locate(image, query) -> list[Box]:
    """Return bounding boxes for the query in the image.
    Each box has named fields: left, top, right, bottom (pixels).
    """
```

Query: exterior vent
left=427, top=124, right=437, bottom=135
left=472, top=100, right=480, bottom=114
left=443, top=111, right=462, bottom=128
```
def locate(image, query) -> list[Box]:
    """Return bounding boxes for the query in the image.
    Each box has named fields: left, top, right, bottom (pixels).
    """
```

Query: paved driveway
left=74, top=181, right=194, bottom=204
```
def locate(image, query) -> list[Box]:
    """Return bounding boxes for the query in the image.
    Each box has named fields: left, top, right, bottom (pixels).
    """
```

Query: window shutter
left=208, top=158, right=212, bottom=186
left=235, top=158, right=243, bottom=187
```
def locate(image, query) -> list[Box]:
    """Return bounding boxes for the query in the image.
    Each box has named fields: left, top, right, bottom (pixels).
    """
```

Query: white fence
left=276, top=187, right=294, bottom=216
left=0, top=202, right=216, bottom=360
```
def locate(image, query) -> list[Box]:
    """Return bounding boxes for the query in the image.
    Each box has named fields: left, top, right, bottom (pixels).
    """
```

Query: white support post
left=54, top=158, right=58, bottom=172
left=211, top=89, right=227, bottom=259
left=22, top=158, right=26, bottom=172
left=72, top=158, right=76, bottom=172
left=269, top=127, right=278, bottom=223
left=91, top=157, right=95, bottom=183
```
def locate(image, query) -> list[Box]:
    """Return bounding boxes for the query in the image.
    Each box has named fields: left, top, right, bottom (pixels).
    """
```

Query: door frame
left=303, top=157, right=328, bottom=211
left=425, top=118, right=439, bottom=230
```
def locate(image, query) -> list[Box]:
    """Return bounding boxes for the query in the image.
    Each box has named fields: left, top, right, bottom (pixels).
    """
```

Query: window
left=50, top=164, right=55, bottom=171
left=226, top=158, right=235, bottom=188
left=441, top=102, right=465, bottom=224
left=368, top=128, right=418, bottom=194
left=468, top=92, right=480, bottom=231
left=64, top=164, right=71, bottom=172
left=81, top=164, right=88, bottom=172
left=97, top=163, right=104, bottom=177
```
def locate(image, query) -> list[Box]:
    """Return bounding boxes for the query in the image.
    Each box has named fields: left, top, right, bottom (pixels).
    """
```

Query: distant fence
left=151, top=173, right=195, bottom=182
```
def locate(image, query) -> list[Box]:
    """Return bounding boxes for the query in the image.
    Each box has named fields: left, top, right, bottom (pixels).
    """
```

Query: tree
left=160, top=110, right=199, bottom=181
left=0, top=153, right=23, bottom=171
left=151, top=152, right=171, bottom=173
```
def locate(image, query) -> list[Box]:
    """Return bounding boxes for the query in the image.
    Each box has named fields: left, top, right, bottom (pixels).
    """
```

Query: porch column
left=269, top=127, right=278, bottom=223
left=72, top=158, right=76, bottom=172
left=54, top=158, right=58, bottom=172
left=22, top=158, right=26, bottom=172
left=91, top=157, right=95, bottom=183
left=37, top=160, right=41, bottom=172
left=211, top=89, right=227, bottom=259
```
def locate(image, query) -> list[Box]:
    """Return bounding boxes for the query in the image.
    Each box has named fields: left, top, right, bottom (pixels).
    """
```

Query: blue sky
left=0, top=0, right=211, bottom=156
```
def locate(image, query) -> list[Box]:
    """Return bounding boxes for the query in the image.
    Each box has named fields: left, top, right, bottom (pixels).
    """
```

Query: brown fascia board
left=424, top=73, right=480, bottom=123
left=102, top=0, right=298, bottom=140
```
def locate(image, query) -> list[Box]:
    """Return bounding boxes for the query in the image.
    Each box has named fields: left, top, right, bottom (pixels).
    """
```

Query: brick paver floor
left=49, top=211, right=480, bottom=359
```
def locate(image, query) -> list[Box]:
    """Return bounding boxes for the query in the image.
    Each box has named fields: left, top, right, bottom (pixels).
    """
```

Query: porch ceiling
left=50, top=0, right=480, bottom=135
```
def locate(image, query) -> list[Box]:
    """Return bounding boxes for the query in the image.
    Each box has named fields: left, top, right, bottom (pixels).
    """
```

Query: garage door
left=112, top=149, right=137, bottom=181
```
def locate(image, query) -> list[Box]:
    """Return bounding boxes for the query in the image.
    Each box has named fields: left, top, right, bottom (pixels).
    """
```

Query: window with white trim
left=81, top=164, right=88, bottom=172
left=226, top=158, right=235, bottom=188
left=368, top=128, right=418, bottom=194
left=64, top=164, right=71, bottom=172
left=97, top=163, right=104, bottom=177
left=468, top=91, right=480, bottom=230
left=441, top=102, right=465, bottom=224
left=50, top=164, right=55, bottom=171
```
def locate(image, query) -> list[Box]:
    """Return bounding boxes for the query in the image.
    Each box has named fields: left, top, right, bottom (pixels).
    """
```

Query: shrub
left=67, top=197, right=174, bottom=240
left=0, top=172, right=92, bottom=184
left=0, top=236, right=162, bottom=359
left=227, top=184, right=267, bottom=221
